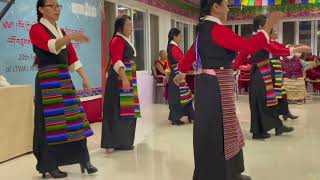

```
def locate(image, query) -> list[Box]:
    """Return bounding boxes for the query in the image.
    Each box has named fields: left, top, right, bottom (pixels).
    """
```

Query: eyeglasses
left=43, top=4, right=62, bottom=9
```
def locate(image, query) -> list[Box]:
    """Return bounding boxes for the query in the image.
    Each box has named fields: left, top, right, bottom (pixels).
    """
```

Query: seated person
left=154, top=50, right=168, bottom=83
left=154, top=50, right=169, bottom=100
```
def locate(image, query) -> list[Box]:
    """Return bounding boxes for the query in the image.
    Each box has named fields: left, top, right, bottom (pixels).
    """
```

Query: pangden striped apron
left=119, top=61, right=141, bottom=118
left=270, top=59, right=287, bottom=99
left=172, top=64, right=193, bottom=106
left=39, top=64, right=93, bottom=145
left=202, top=68, right=245, bottom=160
left=215, top=69, right=245, bottom=160
left=256, top=59, right=287, bottom=107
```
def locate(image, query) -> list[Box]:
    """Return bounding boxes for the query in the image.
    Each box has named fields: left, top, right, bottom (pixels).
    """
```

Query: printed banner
left=0, top=0, right=101, bottom=91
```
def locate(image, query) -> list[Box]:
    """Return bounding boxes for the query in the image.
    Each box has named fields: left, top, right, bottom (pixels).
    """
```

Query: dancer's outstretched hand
left=293, top=45, right=312, bottom=54
left=69, top=32, right=90, bottom=43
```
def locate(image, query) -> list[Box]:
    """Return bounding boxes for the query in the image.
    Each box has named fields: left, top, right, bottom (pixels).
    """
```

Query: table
left=0, top=85, right=34, bottom=162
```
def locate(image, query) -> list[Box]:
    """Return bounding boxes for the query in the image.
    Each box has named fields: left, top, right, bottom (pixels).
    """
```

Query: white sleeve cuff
left=69, top=60, right=83, bottom=72
left=113, top=60, right=126, bottom=73
left=48, top=39, right=63, bottom=55
left=257, top=30, right=270, bottom=44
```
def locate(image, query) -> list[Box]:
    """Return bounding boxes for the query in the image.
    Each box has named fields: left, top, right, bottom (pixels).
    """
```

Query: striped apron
left=119, top=61, right=141, bottom=118
left=270, top=60, right=287, bottom=99
left=256, top=59, right=278, bottom=107
left=172, top=65, right=193, bottom=106
left=39, top=64, right=93, bottom=145
left=204, top=69, right=245, bottom=160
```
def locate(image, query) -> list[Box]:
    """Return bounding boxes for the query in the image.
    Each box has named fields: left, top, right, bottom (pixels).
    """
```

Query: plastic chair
left=238, top=65, right=251, bottom=94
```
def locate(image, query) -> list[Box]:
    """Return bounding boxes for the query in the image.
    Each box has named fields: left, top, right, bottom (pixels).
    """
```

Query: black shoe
left=283, top=113, right=299, bottom=121
left=235, top=174, right=252, bottom=180
left=42, top=169, right=68, bottom=179
left=80, top=162, right=98, bottom=174
left=276, top=126, right=294, bottom=136
left=114, top=146, right=135, bottom=151
left=252, top=133, right=271, bottom=140
left=172, top=120, right=185, bottom=125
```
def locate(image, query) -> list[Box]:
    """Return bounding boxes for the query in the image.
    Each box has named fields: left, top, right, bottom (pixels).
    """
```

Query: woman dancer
left=167, top=28, right=194, bottom=125
left=101, top=15, right=141, bottom=152
left=234, top=15, right=311, bottom=139
left=175, top=0, right=284, bottom=179
left=31, top=0, right=97, bottom=178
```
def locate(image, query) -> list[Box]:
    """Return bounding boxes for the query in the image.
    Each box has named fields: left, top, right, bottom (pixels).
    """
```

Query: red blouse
left=233, top=40, right=291, bottom=70
left=29, top=23, right=79, bottom=66
left=168, top=43, right=184, bottom=67
left=178, top=24, right=269, bottom=74
left=109, top=36, right=125, bottom=65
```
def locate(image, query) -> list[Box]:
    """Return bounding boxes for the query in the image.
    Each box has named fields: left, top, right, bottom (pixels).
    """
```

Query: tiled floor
left=1, top=95, right=320, bottom=180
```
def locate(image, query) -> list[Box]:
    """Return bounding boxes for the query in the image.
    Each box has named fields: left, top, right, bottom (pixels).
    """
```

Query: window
left=132, top=10, right=146, bottom=71
left=150, top=14, right=159, bottom=68
left=176, top=22, right=184, bottom=51
left=171, top=19, right=175, bottom=28
left=283, top=22, right=295, bottom=45
left=183, top=24, right=189, bottom=53
left=176, top=21, right=191, bottom=53
left=235, top=25, right=239, bottom=35
left=299, top=21, right=312, bottom=47
left=117, top=6, right=146, bottom=71
left=176, top=22, right=183, bottom=31
left=241, top=24, right=253, bottom=39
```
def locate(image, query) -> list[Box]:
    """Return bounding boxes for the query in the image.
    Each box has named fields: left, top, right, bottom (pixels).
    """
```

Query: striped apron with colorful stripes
left=256, top=59, right=278, bottom=107
left=172, top=65, right=193, bottom=106
left=215, top=69, right=245, bottom=160
left=39, top=64, right=93, bottom=145
left=119, top=61, right=141, bottom=118
left=270, top=60, right=287, bottom=99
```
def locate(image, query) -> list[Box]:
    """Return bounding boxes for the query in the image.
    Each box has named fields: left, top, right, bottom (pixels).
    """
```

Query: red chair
left=238, top=64, right=252, bottom=94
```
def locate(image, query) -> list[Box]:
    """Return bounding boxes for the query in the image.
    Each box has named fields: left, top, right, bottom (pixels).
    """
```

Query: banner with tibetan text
left=0, top=0, right=102, bottom=91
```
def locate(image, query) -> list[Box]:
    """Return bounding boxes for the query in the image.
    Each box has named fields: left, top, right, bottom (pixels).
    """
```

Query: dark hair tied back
left=197, top=0, right=223, bottom=32
left=253, top=15, right=267, bottom=32
left=36, top=0, right=46, bottom=22
left=200, top=0, right=224, bottom=17
left=113, top=14, right=132, bottom=38
left=168, top=28, right=181, bottom=46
